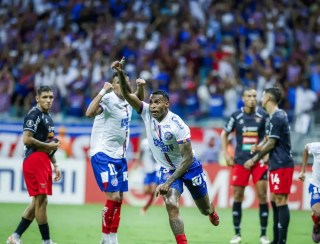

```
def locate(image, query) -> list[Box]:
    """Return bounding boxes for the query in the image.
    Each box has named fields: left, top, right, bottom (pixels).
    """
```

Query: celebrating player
left=7, top=86, right=61, bottom=244
left=298, top=141, right=320, bottom=243
left=244, top=87, right=294, bottom=244
left=113, top=58, right=219, bottom=244
left=86, top=69, right=144, bottom=244
left=221, top=88, right=270, bottom=244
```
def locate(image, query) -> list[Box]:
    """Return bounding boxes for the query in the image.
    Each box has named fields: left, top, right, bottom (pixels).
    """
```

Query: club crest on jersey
left=111, top=177, right=118, bottom=186
left=26, top=120, right=34, bottom=127
left=164, top=132, right=173, bottom=140
left=255, top=117, right=262, bottom=123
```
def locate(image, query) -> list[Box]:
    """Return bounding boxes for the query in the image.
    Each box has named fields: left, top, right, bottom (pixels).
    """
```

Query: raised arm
left=134, top=78, right=146, bottom=101
left=85, top=82, right=113, bottom=117
left=112, top=59, right=143, bottom=111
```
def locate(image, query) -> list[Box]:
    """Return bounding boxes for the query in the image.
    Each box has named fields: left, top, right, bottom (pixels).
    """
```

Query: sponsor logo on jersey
left=111, top=177, right=118, bottom=186
left=243, top=137, right=258, bottom=144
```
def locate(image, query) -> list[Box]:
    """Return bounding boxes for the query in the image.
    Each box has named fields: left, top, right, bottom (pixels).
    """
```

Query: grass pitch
left=0, top=203, right=313, bottom=243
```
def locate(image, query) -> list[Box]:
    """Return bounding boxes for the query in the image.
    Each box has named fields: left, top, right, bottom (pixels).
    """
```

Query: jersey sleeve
left=171, top=116, right=191, bottom=144
left=139, top=102, right=150, bottom=120
left=224, top=113, right=236, bottom=133
left=267, top=115, right=283, bottom=139
left=99, top=93, right=111, bottom=113
left=23, top=111, right=39, bottom=133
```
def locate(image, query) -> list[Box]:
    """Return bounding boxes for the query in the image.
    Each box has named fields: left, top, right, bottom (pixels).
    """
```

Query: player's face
left=36, top=91, right=54, bottom=112
left=261, top=91, right=269, bottom=109
left=112, top=76, right=129, bottom=99
left=149, top=94, right=169, bottom=121
left=242, top=89, right=257, bottom=109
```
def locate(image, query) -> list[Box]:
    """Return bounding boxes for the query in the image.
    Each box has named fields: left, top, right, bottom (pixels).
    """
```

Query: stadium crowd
left=0, top=0, right=319, bottom=123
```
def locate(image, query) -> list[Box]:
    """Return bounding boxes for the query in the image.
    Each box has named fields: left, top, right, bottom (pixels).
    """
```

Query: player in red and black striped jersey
left=7, top=86, right=61, bottom=244
left=245, top=87, right=294, bottom=244
left=221, top=88, right=270, bottom=244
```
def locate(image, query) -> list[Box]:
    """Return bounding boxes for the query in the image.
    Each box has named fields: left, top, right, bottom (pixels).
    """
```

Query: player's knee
left=312, top=204, right=320, bottom=217
left=165, top=198, right=179, bottom=212
left=257, top=192, right=268, bottom=203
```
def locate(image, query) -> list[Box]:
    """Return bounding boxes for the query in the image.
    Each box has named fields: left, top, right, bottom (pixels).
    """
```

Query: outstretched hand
left=111, top=57, right=125, bottom=72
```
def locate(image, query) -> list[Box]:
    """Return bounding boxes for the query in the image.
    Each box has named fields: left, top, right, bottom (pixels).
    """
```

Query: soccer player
left=221, top=88, right=270, bottom=244
left=113, top=58, right=219, bottom=244
left=244, top=87, right=294, bottom=244
left=298, top=141, right=320, bottom=243
left=137, top=136, right=159, bottom=215
left=85, top=71, right=145, bottom=244
left=7, top=86, right=61, bottom=244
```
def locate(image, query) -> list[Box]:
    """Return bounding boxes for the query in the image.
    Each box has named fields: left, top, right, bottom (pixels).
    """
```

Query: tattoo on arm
left=166, top=142, right=193, bottom=185
left=252, top=138, right=276, bottom=163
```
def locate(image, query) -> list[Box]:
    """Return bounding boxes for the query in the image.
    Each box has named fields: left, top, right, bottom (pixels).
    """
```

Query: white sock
left=102, top=233, right=111, bottom=244
left=110, top=232, right=118, bottom=244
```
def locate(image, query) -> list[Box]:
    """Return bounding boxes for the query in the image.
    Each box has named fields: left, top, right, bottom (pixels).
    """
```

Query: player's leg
left=141, top=172, right=158, bottom=214
left=34, top=194, right=55, bottom=244
left=182, top=165, right=219, bottom=227
left=252, top=164, right=270, bottom=243
left=163, top=188, right=188, bottom=244
left=229, top=164, right=250, bottom=243
left=159, top=167, right=187, bottom=244
left=7, top=198, right=36, bottom=244
left=91, top=153, right=125, bottom=244
left=269, top=168, right=293, bottom=244
left=309, top=183, right=320, bottom=243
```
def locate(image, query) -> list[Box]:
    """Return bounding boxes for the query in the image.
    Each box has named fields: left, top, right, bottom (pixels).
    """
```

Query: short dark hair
left=242, top=87, right=256, bottom=96
left=151, top=90, right=169, bottom=101
left=37, top=86, right=53, bottom=96
left=265, top=87, right=282, bottom=104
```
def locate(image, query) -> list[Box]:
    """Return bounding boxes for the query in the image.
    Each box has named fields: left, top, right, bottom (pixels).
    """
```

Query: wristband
left=99, top=89, right=107, bottom=96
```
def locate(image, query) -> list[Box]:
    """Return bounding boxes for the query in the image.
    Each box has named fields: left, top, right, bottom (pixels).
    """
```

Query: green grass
left=0, top=203, right=313, bottom=244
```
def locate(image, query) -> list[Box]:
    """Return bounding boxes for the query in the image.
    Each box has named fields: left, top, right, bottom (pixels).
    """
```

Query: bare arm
left=166, top=142, right=194, bottom=185
left=155, top=142, right=194, bottom=196
left=85, top=82, right=113, bottom=117
left=299, top=146, right=309, bottom=181
left=23, top=131, right=59, bottom=153
left=249, top=137, right=276, bottom=164
left=134, top=78, right=146, bottom=101
left=221, top=130, right=234, bottom=166
left=112, top=59, right=143, bottom=111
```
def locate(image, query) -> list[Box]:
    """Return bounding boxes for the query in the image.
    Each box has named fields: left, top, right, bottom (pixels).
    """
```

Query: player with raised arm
left=7, top=86, right=61, bottom=244
left=85, top=69, right=145, bottom=244
left=244, top=87, right=294, bottom=244
left=298, top=142, right=320, bottom=243
left=221, top=88, right=270, bottom=244
left=113, top=58, right=219, bottom=244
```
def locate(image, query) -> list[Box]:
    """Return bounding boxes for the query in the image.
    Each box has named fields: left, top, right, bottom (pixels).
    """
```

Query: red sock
left=110, top=201, right=122, bottom=233
left=175, top=234, right=188, bottom=244
left=102, top=200, right=117, bottom=234
left=143, top=193, right=155, bottom=211
left=312, top=213, right=319, bottom=228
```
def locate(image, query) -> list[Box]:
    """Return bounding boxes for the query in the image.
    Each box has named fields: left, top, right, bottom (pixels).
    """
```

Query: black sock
left=38, top=223, right=50, bottom=240
left=278, top=205, right=290, bottom=244
left=232, top=202, right=242, bottom=235
left=15, top=217, right=33, bottom=236
left=271, top=201, right=279, bottom=243
left=259, top=203, right=269, bottom=236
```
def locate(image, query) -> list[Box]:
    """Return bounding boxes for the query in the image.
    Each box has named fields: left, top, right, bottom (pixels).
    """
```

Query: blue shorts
left=159, top=164, right=208, bottom=200
left=309, top=183, right=320, bottom=207
left=144, top=171, right=159, bottom=185
left=91, top=152, right=128, bottom=192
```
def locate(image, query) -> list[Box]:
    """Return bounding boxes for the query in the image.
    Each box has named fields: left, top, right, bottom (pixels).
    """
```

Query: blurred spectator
left=0, top=0, right=319, bottom=124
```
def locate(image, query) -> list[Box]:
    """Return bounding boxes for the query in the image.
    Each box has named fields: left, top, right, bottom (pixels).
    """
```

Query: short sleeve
left=224, top=113, right=236, bottom=133
left=23, top=112, right=39, bottom=133
left=171, top=116, right=191, bottom=144
left=267, top=115, right=283, bottom=139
